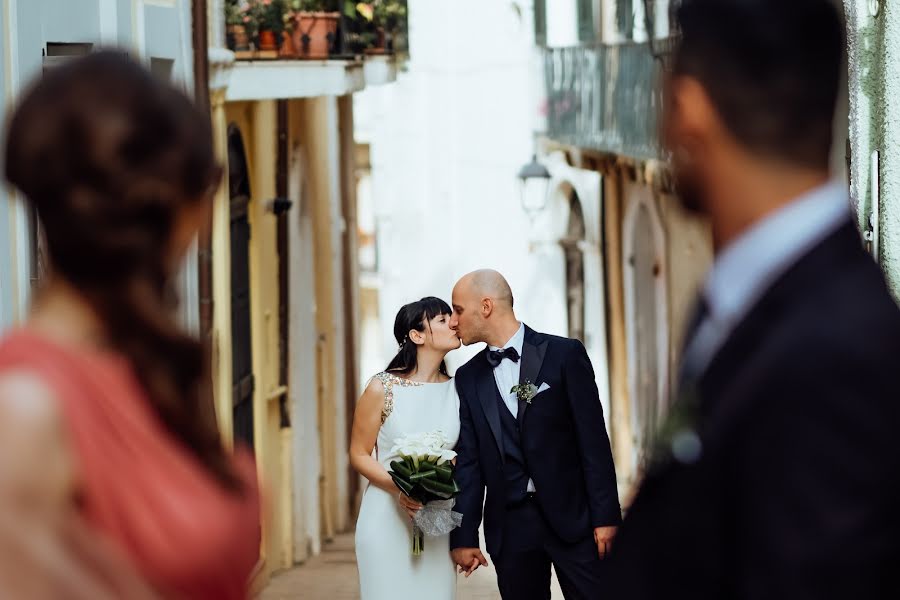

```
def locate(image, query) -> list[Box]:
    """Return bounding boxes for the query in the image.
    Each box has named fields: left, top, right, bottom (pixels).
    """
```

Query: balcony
left=542, top=39, right=675, bottom=162
left=224, top=1, right=408, bottom=62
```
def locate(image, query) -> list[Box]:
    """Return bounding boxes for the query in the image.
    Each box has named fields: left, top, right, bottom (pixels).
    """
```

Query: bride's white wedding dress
left=355, top=372, right=460, bottom=600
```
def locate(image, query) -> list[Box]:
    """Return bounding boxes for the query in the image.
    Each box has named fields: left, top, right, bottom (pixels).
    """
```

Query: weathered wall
left=845, top=0, right=900, bottom=298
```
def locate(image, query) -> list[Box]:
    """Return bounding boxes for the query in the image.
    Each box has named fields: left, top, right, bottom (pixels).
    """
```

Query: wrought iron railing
left=543, top=39, right=676, bottom=161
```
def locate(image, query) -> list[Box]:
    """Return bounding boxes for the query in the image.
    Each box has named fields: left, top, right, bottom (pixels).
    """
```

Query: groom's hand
left=594, top=526, right=617, bottom=559
left=451, top=547, right=488, bottom=578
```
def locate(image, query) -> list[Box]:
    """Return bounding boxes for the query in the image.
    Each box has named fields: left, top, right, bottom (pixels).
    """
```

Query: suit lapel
left=518, top=325, right=548, bottom=427
left=474, top=354, right=504, bottom=460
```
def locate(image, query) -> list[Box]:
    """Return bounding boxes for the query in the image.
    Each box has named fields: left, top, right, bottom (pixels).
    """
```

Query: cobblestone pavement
left=260, top=533, right=563, bottom=600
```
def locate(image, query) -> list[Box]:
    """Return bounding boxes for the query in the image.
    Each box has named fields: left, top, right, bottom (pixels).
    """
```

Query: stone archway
left=562, top=189, right=587, bottom=342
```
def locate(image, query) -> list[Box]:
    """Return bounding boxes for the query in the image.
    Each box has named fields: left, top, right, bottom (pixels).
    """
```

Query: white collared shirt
left=682, top=181, right=852, bottom=377
left=488, top=322, right=535, bottom=492
left=489, top=322, right=525, bottom=418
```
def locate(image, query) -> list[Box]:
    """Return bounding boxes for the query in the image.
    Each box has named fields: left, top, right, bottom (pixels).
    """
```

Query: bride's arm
left=348, top=378, right=398, bottom=495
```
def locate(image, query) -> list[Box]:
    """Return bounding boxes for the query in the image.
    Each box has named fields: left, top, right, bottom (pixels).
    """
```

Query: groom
left=448, top=270, right=620, bottom=599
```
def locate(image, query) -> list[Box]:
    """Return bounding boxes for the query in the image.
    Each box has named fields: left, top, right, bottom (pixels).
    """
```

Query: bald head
left=460, top=269, right=514, bottom=309
left=450, top=269, right=520, bottom=347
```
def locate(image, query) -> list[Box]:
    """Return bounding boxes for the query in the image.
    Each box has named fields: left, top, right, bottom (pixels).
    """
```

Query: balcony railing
left=224, top=0, right=408, bottom=61
left=543, top=39, right=676, bottom=161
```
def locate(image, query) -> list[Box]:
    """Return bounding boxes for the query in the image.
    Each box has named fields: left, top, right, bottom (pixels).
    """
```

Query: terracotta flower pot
left=227, top=24, right=250, bottom=52
left=258, top=29, right=278, bottom=52
left=286, top=12, right=339, bottom=59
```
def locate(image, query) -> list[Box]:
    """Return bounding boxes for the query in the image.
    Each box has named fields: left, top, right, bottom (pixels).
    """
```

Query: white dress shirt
left=682, top=181, right=852, bottom=377
left=488, top=322, right=535, bottom=492
left=489, top=323, right=525, bottom=418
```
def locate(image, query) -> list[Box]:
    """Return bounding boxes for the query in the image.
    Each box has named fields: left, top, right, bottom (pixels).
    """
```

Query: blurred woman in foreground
left=0, top=51, right=260, bottom=598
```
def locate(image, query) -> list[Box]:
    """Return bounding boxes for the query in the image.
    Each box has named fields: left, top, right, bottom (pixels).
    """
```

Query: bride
left=350, top=297, right=462, bottom=600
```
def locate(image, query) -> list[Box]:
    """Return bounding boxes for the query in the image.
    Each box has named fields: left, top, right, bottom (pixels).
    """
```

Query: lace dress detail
left=373, top=372, right=424, bottom=424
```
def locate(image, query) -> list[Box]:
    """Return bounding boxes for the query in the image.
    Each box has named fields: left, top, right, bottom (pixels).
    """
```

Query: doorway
left=227, top=124, right=255, bottom=451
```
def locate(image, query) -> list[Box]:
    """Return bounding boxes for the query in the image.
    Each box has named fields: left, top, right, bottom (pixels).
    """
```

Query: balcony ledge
left=225, top=58, right=366, bottom=102
left=363, top=54, right=399, bottom=86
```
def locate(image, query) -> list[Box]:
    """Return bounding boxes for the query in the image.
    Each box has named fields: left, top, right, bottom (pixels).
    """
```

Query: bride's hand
left=397, top=492, right=423, bottom=519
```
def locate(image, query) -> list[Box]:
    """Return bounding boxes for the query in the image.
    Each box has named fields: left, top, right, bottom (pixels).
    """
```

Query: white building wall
left=0, top=0, right=197, bottom=333
left=355, top=0, right=563, bottom=374
left=845, top=0, right=900, bottom=299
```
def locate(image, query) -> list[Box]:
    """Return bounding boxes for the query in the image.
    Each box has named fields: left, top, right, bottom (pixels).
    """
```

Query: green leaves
left=388, top=455, right=459, bottom=504
left=389, top=460, right=411, bottom=479
left=433, top=463, right=453, bottom=483
left=409, top=469, right=437, bottom=482
left=420, top=477, right=459, bottom=499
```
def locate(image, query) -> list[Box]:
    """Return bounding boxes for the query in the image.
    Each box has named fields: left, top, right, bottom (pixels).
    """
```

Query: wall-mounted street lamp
left=517, top=154, right=551, bottom=219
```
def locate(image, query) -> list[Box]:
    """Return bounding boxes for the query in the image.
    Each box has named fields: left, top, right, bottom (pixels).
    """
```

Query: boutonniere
left=510, top=380, right=539, bottom=404
left=651, top=383, right=703, bottom=466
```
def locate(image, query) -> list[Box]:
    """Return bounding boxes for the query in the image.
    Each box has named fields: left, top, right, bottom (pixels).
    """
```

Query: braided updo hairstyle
left=4, top=51, right=239, bottom=490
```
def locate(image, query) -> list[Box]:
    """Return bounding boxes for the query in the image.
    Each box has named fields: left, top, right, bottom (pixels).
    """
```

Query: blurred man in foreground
left=610, top=1, right=900, bottom=598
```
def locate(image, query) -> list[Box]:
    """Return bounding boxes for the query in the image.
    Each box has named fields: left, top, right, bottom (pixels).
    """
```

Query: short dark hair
left=673, top=0, right=844, bottom=169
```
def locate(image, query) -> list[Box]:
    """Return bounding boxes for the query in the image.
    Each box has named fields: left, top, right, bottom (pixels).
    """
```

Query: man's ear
left=481, top=297, right=494, bottom=319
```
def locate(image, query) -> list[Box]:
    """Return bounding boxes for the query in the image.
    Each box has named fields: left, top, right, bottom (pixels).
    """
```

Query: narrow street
left=261, top=533, right=564, bottom=600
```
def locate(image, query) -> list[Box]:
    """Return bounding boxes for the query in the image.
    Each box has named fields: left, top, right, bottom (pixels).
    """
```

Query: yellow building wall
left=223, top=100, right=293, bottom=577
left=210, top=88, right=234, bottom=448
left=288, top=96, right=349, bottom=540
left=210, top=94, right=356, bottom=582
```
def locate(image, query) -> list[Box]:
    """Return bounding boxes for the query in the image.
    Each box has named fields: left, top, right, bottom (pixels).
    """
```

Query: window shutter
left=577, top=0, right=596, bottom=43
left=534, top=0, right=547, bottom=46
left=617, top=0, right=635, bottom=39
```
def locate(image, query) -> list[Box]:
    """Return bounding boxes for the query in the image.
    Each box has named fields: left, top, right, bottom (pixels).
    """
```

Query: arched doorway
left=623, top=186, right=669, bottom=470
left=227, top=124, right=255, bottom=451
left=562, top=190, right=586, bottom=343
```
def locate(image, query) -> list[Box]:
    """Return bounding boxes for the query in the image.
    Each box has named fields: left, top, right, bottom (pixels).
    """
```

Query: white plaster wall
left=537, top=153, right=612, bottom=430
left=0, top=1, right=12, bottom=328
left=354, top=0, right=555, bottom=374
left=288, top=141, right=323, bottom=560
left=845, top=0, right=900, bottom=299
left=324, top=97, right=351, bottom=532
left=0, top=0, right=198, bottom=333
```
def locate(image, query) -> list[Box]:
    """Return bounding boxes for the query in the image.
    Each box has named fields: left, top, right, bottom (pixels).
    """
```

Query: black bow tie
left=487, top=347, right=520, bottom=369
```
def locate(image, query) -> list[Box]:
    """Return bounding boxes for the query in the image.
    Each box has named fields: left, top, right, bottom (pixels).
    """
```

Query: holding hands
left=450, top=547, right=488, bottom=578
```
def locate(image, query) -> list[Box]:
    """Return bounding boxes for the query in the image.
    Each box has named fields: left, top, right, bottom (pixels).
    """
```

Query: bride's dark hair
left=385, top=297, right=452, bottom=376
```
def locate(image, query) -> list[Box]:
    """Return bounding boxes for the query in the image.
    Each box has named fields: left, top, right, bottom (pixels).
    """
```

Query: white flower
left=435, top=448, right=457, bottom=465
left=390, top=430, right=455, bottom=463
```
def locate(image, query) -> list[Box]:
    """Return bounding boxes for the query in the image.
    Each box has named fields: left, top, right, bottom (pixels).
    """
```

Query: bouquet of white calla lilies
left=388, top=430, right=462, bottom=556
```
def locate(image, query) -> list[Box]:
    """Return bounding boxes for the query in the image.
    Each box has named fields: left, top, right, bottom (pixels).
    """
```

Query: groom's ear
left=481, top=297, right=494, bottom=318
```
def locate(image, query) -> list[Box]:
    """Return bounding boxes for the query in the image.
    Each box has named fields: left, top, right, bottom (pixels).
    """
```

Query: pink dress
left=0, top=330, right=261, bottom=600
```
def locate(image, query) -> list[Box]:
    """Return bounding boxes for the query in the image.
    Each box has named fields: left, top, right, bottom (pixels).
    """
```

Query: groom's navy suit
left=451, top=325, right=621, bottom=599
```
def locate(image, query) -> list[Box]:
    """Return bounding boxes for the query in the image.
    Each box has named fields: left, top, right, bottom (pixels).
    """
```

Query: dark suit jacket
left=450, top=326, right=621, bottom=557
left=610, top=220, right=900, bottom=599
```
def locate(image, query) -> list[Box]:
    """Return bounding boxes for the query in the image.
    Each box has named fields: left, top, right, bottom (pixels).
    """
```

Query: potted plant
left=253, top=0, right=287, bottom=54
left=373, top=0, right=406, bottom=54
left=225, top=0, right=254, bottom=52
left=281, top=0, right=340, bottom=59
left=350, top=0, right=406, bottom=55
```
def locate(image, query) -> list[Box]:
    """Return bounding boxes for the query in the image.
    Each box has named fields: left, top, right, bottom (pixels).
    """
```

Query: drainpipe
left=192, top=0, right=214, bottom=346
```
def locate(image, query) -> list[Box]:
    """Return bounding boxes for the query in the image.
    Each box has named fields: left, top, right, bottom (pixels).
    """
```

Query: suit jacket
left=450, top=326, right=621, bottom=557
left=610, top=221, right=900, bottom=599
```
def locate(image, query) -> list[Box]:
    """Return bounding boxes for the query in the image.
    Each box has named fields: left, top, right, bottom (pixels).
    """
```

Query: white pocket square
left=536, top=382, right=551, bottom=395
